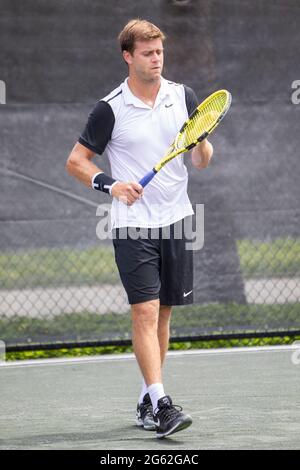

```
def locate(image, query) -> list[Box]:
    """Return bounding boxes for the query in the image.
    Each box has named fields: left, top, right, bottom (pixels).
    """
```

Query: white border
left=1, top=345, right=298, bottom=369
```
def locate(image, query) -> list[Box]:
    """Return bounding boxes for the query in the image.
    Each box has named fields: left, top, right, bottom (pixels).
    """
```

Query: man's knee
left=131, top=299, right=159, bottom=329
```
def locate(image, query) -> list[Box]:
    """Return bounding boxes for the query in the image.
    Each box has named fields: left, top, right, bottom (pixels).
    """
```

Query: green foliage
left=0, top=246, right=118, bottom=289
left=1, top=238, right=299, bottom=289
left=1, top=303, right=299, bottom=348
left=237, top=238, right=300, bottom=278
left=2, top=238, right=300, bottom=361
left=1, top=303, right=299, bottom=346
left=6, top=335, right=300, bottom=361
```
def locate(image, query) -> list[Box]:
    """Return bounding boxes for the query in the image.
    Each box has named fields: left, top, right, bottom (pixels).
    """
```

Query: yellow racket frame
left=154, top=89, right=232, bottom=172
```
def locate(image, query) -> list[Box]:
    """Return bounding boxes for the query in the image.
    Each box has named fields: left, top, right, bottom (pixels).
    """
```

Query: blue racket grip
left=139, top=169, right=157, bottom=188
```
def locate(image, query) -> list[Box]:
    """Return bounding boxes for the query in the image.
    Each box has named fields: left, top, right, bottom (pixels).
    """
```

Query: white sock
left=138, top=379, right=148, bottom=405
left=148, top=383, right=165, bottom=414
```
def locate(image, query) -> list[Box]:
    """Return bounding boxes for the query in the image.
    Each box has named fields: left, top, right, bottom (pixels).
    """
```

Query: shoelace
left=155, top=404, right=183, bottom=424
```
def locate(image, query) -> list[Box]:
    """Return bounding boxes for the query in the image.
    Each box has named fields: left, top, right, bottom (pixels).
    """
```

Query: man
left=66, top=19, right=213, bottom=439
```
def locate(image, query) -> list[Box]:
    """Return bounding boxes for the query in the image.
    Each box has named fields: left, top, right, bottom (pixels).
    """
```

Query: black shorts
left=112, top=218, right=194, bottom=305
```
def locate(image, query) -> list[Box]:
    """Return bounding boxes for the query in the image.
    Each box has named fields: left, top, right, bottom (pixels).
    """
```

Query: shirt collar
left=157, top=77, right=172, bottom=101
left=122, top=77, right=171, bottom=108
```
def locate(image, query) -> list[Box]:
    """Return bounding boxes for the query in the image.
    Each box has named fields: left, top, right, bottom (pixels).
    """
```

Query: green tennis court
left=1, top=346, right=299, bottom=450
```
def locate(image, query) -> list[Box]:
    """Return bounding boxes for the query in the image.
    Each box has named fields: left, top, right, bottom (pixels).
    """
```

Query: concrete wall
left=1, top=0, right=299, bottom=104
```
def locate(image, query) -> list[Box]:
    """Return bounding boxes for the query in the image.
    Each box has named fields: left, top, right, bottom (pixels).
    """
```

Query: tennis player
left=66, top=19, right=213, bottom=438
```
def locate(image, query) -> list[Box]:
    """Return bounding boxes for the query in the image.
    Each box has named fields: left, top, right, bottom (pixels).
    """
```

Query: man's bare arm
left=191, top=139, right=213, bottom=169
left=66, top=142, right=143, bottom=205
left=66, top=142, right=102, bottom=187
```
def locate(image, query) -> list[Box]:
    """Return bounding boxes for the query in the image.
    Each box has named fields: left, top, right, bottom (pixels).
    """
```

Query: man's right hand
left=111, top=182, right=144, bottom=206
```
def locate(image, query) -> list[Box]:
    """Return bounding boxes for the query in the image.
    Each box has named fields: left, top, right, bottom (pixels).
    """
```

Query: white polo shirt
left=79, top=77, right=198, bottom=229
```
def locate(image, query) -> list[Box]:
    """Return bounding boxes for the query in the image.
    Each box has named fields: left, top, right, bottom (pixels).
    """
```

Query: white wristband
left=109, top=180, right=119, bottom=195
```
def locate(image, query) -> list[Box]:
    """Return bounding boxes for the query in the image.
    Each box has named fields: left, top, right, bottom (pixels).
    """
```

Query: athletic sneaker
left=135, top=393, right=156, bottom=430
left=153, top=395, right=193, bottom=439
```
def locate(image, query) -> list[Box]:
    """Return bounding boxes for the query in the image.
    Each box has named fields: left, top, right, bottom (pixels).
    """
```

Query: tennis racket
left=139, top=89, right=232, bottom=187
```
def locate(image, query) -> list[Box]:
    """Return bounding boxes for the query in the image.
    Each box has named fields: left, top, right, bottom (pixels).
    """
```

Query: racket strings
left=177, top=92, right=229, bottom=149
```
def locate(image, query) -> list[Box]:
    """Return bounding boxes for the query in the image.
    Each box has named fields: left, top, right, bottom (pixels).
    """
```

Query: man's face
left=124, top=38, right=164, bottom=83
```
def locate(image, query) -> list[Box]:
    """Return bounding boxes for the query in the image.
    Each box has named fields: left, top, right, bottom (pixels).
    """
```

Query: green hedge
left=1, top=238, right=299, bottom=290
left=6, top=335, right=300, bottom=362
left=1, top=303, right=299, bottom=346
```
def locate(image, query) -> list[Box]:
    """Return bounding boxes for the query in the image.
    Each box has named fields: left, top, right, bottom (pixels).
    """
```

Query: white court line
left=1, top=344, right=298, bottom=369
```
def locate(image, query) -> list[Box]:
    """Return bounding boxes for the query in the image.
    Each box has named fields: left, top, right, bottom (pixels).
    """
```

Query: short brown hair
left=118, top=19, right=166, bottom=54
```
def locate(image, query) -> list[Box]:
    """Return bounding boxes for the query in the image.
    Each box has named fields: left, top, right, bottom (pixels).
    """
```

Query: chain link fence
left=1, top=210, right=299, bottom=350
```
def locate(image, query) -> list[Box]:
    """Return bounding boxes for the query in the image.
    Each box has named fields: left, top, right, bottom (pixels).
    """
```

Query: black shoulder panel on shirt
left=183, top=85, right=199, bottom=116
left=78, top=101, right=115, bottom=155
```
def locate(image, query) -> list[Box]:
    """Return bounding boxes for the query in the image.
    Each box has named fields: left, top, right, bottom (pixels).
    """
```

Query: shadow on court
left=0, top=427, right=188, bottom=449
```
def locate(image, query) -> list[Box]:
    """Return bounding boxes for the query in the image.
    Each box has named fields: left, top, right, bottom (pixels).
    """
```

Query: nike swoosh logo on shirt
left=165, top=103, right=174, bottom=108
left=183, top=290, right=193, bottom=298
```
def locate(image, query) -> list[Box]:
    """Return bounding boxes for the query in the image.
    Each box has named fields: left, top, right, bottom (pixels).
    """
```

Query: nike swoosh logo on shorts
left=183, top=290, right=193, bottom=298
left=165, top=103, right=174, bottom=108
